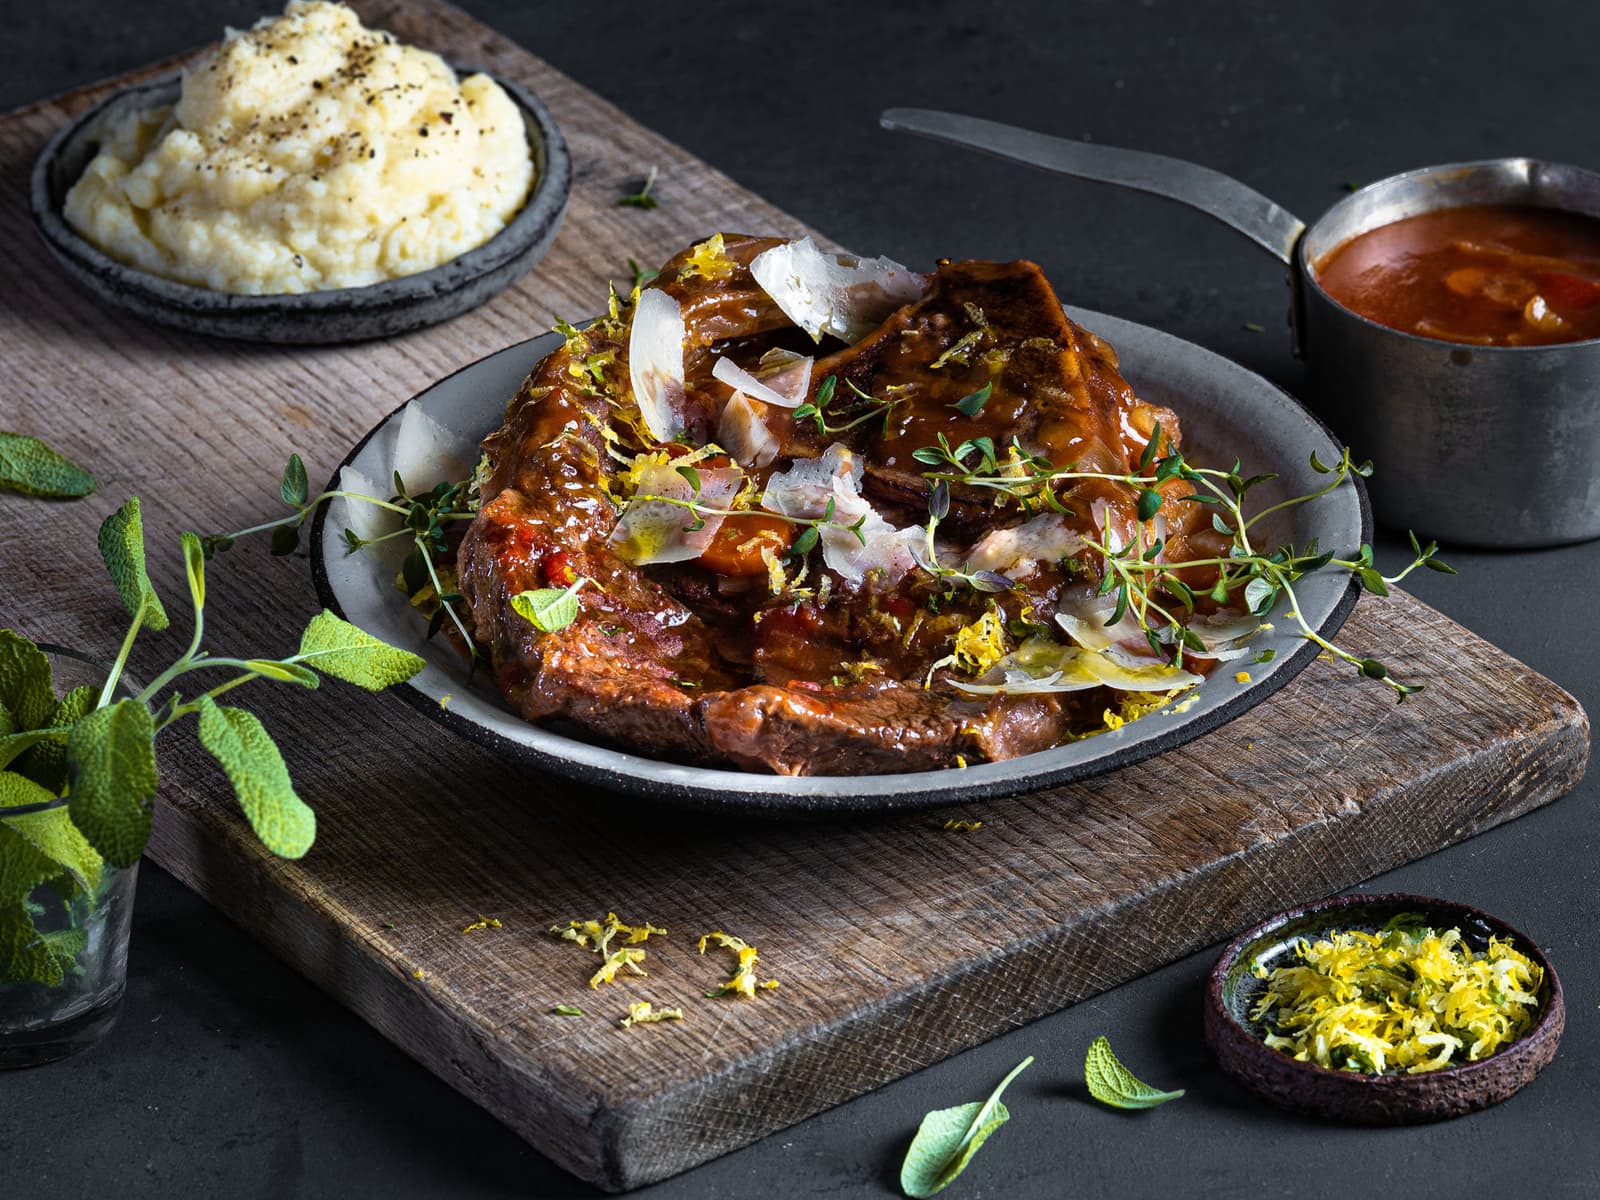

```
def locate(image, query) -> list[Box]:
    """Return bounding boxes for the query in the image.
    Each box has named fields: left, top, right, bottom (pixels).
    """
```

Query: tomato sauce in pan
left=1313, top=204, right=1600, bottom=346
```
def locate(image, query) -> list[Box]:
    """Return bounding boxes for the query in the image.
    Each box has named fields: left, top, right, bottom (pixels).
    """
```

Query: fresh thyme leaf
left=196, top=696, right=315, bottom=859
left=1084, top=1036, right=1184, bottom=1109
left=0, top=432, right=96, bottom=499
left=510, top=577, right=594, bottom=635
left=1244, top=322, right=1265, bottom=333
left=951, top=381, right=993, bottom=417
left=280, top=454, right=309, bottom=508
left=627, top=257, right=659, bottom=288
left=675, top=464, right=701, bottom=493
left=296, top=611, right=425, bottom=690
left=551, top=1004, right=585, bottom=1016
left=1139, top=420, right=1163, bottom=471
left=65, top=698, right=158, bottom=869
left=900, top=1056, right=1033, bottom=1198
left=791, top=526, right=820, bottom=556
left=1253, top=648, right=1276, bottom=664
left=1136, top=489, right=1163, bottom=522
left=270, top=524, right=300, bottom=557
left=98, top=498, right=170, bottom=632
left=617, top=166, right=659, bottom=209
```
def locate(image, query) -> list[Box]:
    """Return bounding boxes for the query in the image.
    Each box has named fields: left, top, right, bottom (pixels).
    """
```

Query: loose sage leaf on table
left=196, top=696, right=315, bottom=859
left=66, top=698, right=159, bottom=868
left=1084, top=1036, right=1184, bottom=1109
left=0, top=630, right=55, bottom=732
left=296, top=610, right=425, bottom=691
left=900, top=1056, right=1033, bottom=1198
left=0, top=431, right=96, bottom=499
left=13, top=685, right=98, bottom=793
left=98, top=498, right=170, bottom=632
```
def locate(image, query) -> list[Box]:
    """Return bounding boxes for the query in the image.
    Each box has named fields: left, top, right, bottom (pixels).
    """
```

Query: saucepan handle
left=880, top=108, right=1307, bottom=266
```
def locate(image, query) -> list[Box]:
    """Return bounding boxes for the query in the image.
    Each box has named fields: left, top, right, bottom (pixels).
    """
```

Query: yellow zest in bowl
left=1249, top=921, right=1543, bottom=1074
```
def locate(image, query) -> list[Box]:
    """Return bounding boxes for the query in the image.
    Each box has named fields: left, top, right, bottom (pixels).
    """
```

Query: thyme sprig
left=912, top=424, right=1449, bottom=697
left=205, top=455, right=480, bottom=652
left=793, top=375, right=911, bottom=437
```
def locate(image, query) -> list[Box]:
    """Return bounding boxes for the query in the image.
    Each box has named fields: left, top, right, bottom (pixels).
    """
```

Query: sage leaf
left=0, top=630, right=54, bottom=732
left=900, top=1055, right=1032, bottom=1198
left=13, top=685, right=97, bottom=792
left=0, top=431, right=96, bottom=499
left=1084, top=1036, right=1184, bottom=1109
left=510, top=583, right=587, bottom=634
left=196, top=697, right=314, bottom=859
left=0, top=770, right=103, bottom=894
left=0, top=826, right=69, bottom=986
left=280, top=454, right=310, bottom=507
left=181, top=531, right=206, bottom=614
left=98, top=498, right=170, bottom=632
left=296, top=610, right=425, bottom=691
left=244, top=660, right=320, bottom=689
left=66, top=698, right=158, bottom=868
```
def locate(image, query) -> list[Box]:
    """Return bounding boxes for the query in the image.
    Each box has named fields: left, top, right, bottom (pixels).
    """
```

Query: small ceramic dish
left=1206, top=892, right=1564, bottom=1123
left=29, top=68, right=570, bottom=344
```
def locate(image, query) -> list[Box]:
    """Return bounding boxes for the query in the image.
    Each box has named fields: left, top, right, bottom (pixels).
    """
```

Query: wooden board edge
left=147, top=688, right=1586, bottom=1191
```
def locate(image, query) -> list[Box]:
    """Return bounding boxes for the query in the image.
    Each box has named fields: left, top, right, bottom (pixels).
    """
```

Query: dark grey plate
left=29, top=68, right=570, bottom=344
left=309, top=310, right=1369, bottom=812
left=1206, top=893, right=1565, bottom=1122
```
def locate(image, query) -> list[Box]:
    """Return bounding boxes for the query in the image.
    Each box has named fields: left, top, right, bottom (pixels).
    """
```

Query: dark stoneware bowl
left=1206, top=893, right=1565, bottom=1123
left=29, top=68, right=570, bottom=344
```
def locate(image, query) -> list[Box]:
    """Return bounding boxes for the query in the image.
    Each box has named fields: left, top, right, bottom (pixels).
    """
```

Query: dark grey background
left=3, top=2, right=1597, bottom=1197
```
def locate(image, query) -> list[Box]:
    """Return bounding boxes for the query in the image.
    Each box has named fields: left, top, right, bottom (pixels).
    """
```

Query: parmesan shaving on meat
left=965, top=513, right=1084, bottom=577
left=628, top=287, right=687, bottom=443
left=760, top=443, right=921, bottom=584
left=716, top=391, right=780, bottom=470
left=609, top=455, right=744, bottom=564
left=711, top=353, right=813, bottom=409
left=748, top=236, right=926, bottom=343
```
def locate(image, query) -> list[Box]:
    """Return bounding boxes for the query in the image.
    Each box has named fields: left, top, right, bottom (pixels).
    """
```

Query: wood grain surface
left=0, top=1, right=1588, bottom=1191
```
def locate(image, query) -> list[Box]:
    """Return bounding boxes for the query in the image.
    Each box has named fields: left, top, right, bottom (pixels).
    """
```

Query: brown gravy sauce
left=1313, top=204, right=1600, bottom=346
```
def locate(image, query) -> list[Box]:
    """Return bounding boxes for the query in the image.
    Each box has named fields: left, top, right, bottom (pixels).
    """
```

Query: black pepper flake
left=439, top=111, right=454, bottom=125
left=293, top=253, right=304, bottom=268
left=418, top=126, right=429, bottom=137
left=312, top=80, right=323, bottom=90
left=287, top=54, right=299, bottom=64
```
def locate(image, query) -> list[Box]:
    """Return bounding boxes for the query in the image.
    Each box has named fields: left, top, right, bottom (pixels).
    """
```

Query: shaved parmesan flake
left=609, top=456, right=744, bottom=564
left=1055, top=599, right=1145, bottom=653
left=335, top=464, right=393, bottom=544
left=949, top=633, right=1199, bottom=696
left=717, top=391, right=780, bottom=470
left=628, top=287, right=687, bottom=443
left=711, top=353, right=813, bottom=409
left=748, top=237, right=926, bottom=343
left=761, top=443, right=921, bottom=583
left=393, top=400, right=474, bottom=492
left=966, top=513, right=1084, bottom=576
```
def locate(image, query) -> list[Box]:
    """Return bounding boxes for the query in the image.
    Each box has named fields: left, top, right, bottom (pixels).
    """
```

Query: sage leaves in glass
left=1084, top=1036, right=1184, bottom=1109
left=900, top=1056, right=1033, bottom=1198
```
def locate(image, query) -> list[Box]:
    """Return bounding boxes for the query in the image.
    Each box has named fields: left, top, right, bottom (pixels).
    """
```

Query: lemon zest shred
left=678, top=233, right=740, bottom=282
left=621, top=1001, right=684, bottom=1028
left=552, top=911, right=668, bottom=989
left=1250, top=924, right=1543, bottom=1074
left=699, top=930, right=776, bottom=1000
left=942, top=818, right=983, bottom=832
left=1234, top=670, right=1251, bottom=684
left=461, top=915, right=503, bottom=934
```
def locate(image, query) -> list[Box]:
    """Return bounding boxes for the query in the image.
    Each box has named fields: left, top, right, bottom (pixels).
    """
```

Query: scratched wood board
left=0, top=1, right=1588, bottom=1190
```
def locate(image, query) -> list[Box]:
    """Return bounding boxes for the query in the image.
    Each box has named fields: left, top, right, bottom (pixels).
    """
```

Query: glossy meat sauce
left=457, top=237, right=1216, bottom=774
left=1315, top=204, right=1600, bottom=346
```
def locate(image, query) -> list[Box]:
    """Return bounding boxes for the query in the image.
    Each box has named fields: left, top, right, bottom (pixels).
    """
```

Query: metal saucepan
left=882, top=107, right=1600, bottom=548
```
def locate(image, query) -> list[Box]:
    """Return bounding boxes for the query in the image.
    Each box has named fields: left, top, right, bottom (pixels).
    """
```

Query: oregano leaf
left=296, top=610, right=424, bottom=691
left=97, top=498, right=169, bottom=632
left=1084, top=1036, right=1184, bottom=1109
left=196, top=697, right=314, bottom=859
left=0, top=432, right=96, bottom=499
left=0, top=631, right=54, bottom=732
left=280, top=454, right=309, bottom=507
left=13, top=685, right=97, bottom=792
left=66, top=698, right=158, bottom=868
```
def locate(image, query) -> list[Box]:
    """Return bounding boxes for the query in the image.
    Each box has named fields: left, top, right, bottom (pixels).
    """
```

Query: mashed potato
left=63, top=1, right=535, bottom=294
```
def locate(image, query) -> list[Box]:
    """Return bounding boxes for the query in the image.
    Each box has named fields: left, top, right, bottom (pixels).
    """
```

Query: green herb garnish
left=0, top=432, right=96, bottom=499
left=950, top=381, right=992, bottom=417
left=900, top=1056, right=1032, bottom=1197
left=1084, top=1036, right=1184, bottom=1109
left=510, top=577, right=595, bottom=634
left=617, top=166, right=659, bottom=209
left=551, top=1004, right=585, bottom=1016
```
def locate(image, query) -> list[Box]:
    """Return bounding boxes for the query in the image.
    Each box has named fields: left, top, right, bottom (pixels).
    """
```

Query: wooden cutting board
left=0, top=1, right=1587, bottom=1190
